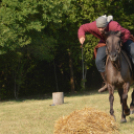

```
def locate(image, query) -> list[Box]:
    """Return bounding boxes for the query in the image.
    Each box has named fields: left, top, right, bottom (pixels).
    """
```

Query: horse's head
left=105, top=31, right=123, bottom=62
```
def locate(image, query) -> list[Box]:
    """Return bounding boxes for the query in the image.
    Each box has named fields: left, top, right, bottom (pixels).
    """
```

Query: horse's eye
left=106, top=41, right=109, bottom=44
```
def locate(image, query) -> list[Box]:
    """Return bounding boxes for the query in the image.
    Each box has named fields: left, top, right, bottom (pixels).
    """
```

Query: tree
left=1, top=0, right=126, bottom=99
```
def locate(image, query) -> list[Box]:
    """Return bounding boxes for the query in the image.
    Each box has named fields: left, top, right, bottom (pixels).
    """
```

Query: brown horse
left=105, top=31, right=134, bottom=123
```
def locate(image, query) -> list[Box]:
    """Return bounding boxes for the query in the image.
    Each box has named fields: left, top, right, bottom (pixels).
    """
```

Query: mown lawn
left=0, top=89, right=134, bottom=134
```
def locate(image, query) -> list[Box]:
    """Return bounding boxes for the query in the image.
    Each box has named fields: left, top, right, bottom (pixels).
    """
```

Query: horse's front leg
left=108, top=84, right=115, bottom=119
left=118, top=88, right=127, bottom=123
left=130, top=89, right=134, bottom=114
left=122, top=83, right=130, bottom=116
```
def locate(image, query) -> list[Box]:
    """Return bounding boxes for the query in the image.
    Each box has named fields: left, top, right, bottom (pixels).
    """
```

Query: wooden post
left=52, top=92, right=64, bottom=106
left=81, top=46, right=85, bottom=89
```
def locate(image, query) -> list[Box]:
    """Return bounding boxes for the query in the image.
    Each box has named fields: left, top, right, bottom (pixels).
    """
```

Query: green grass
left=0, top=89, right=134, bottom=134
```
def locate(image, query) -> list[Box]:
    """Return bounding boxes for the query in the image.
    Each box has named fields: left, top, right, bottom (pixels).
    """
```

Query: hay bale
left=54, top=107, right=119, bottom=134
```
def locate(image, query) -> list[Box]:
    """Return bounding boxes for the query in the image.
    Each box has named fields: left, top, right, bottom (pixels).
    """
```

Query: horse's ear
left=116, top=31, right=123, bottom=37
left=104, top=31, right=109, bottom=38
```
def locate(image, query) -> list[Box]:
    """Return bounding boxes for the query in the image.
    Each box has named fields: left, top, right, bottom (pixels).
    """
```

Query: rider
left=78, top=15, right=134, bottom=92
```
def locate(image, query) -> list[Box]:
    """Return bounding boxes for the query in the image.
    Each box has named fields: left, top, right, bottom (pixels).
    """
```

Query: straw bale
left=54, top=107, right=119, bottom=134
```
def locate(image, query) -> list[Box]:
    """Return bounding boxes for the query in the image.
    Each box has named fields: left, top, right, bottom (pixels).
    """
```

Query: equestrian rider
left=78, top=15, right=134, bottom=92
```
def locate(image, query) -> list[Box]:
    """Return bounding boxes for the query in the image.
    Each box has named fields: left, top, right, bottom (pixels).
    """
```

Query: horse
left=105, top=31, right=134, bottom=123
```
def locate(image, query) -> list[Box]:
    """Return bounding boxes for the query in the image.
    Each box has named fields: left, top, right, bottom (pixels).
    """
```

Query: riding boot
left=98, top=72, right=108, bottom=93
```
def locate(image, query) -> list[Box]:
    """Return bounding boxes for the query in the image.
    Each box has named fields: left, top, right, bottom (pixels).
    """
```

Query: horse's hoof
left=124, top=109, right=130, bottom=116
left=121, top=118, right=127, bottom=123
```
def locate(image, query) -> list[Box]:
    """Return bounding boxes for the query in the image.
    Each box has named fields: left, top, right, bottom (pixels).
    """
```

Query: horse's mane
left=106, top=31, right=123, bottom=42
left=106, top=31, right=120, bottom=37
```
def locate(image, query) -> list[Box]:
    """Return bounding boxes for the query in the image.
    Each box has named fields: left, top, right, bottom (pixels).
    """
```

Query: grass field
left=0, top=89, right=134, bottom=134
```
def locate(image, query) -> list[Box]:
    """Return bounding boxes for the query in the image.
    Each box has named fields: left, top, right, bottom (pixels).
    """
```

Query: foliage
left=0, top=0, right=134, bottom=99
left=107, top=0, right=134, bottom=33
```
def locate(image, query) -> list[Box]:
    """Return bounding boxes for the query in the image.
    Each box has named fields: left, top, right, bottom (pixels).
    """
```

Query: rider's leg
left=122, top=40, right=134, bottom=60
left=95, top=46, right=107, bottom=92
left=128, top=41, right=134, bottom=64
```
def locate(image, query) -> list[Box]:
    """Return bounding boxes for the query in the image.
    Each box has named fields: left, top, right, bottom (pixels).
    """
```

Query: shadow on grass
left=0, top=88, right=122, bottom=103
left=64, top=89, right=109, bottom=98
left=0, top=94, right=52, bottom=103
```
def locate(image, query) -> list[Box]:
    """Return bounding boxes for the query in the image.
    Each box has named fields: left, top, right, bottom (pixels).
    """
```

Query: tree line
left=0, top=0, right=134, bottom=100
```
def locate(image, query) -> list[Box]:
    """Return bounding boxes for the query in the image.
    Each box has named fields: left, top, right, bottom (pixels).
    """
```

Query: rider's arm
left=78, top=21, right=97, bottom=45
left=109, top=21, right=130, bottom=43
left=78, top=22, right=96, bottom=39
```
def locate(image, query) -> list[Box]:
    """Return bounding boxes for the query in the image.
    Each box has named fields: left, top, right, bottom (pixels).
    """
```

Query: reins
left=106, top=55, right=121, bottom=71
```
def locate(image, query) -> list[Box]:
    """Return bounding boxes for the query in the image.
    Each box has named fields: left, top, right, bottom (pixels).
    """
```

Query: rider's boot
left=98, top=72, right=108, bottom=93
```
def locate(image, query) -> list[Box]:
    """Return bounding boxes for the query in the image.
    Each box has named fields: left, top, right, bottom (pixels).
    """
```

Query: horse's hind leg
left=130, top=88, right=134, bottom=114
left=108, top=84, right=115, bottom=119
left=118, top=88, right=127, bottom=123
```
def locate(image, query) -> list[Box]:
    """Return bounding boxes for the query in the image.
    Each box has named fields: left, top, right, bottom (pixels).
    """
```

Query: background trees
left=0, top=0, right=134, bottom=100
